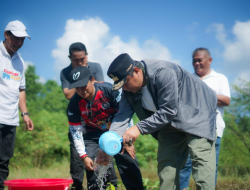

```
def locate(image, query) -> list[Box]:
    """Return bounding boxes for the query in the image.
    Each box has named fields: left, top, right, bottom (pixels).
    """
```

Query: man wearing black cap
left=107, top=53, right=218, bottom=190
left=0, top=20, right=34, bottom=190
left=60, top=42, right=104, bottom=190
left=67, top=66, right=144, bottom=190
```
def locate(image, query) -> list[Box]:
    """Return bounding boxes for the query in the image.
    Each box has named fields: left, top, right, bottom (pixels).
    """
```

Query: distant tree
left=41, top=80, right=68, bottom=113
left=24, top=65, right=43, bottom=113
left=227, top=80, right=250, bottom=156
left=24, top=66, right=43, bottom=99
left=11, top=65, right=70, bottom=168
left=220, top=80, right=250, bottom=175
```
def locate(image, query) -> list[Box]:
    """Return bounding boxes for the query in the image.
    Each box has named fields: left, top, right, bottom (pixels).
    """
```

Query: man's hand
left=121, top=143, right=136, bottom=159
left=84, top=157, right=94, bottom=171
left=123, top=125, right=141, bottom=146
left=23, top=115, right=34, bottom=131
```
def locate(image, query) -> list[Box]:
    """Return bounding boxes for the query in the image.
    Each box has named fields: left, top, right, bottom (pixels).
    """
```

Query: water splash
left=92, top=156, right=113, bottom=190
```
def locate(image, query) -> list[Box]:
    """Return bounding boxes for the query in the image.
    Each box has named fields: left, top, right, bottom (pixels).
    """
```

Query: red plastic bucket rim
left=4, top=178, right=73, bottom=187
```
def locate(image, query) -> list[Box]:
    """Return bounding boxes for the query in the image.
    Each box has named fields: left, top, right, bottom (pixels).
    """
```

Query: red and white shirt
left=68, top=82, right=119, bottom=157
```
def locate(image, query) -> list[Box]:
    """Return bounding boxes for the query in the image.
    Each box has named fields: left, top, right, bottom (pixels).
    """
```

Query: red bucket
left=4, top=178, right=73, bottom=190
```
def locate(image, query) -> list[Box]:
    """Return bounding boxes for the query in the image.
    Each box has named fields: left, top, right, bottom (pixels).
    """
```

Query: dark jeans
left=85, top=139, right=144, bottom=190
left=0, top=124, right=16, bottom=190
left=68, top=132, right=85, bottom=190
left=215, top=137, right=221, bottom=184
left=179, top=137, right=221, bottom=189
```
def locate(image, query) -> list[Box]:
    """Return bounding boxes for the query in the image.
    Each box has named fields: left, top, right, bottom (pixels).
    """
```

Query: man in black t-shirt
left=60, top=42, right=104, bottom=190
left=67, top=66, right=144, bottom=190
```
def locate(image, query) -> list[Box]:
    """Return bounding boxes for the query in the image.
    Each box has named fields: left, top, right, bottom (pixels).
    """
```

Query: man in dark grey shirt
left=107, top=53, right=217, bottom=190
left=60, top=42, right=104, bottom=190
left=61, top=42, right=104, bottom=100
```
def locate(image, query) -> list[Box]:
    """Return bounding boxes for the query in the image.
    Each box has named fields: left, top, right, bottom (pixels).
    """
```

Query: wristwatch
left=21, top=112, right=29, bottom=117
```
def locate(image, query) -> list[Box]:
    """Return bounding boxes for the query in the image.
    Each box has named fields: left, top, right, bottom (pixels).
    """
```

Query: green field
left=7, top=159, right=250, bottom=190
left=5, top=66, right=250, bottom=190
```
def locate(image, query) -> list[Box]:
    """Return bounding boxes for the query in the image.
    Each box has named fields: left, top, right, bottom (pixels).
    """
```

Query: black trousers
left=0, top=124, right=16, bottom=190
left=85, top=139, right=144, bottom=190
left=68, top=132, right=85, bottom=190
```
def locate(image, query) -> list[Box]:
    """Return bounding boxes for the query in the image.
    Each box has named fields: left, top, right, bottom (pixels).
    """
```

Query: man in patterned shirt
left=67, top=66, right=144, bottom=190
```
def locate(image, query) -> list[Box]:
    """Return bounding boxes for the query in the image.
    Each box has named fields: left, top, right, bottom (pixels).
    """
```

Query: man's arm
left=60, top=70, right=75, bottom=100
left=217, top=95, right=230, bottom=107
left=19, top=89, right=34, bottom=130
left=109, top=91, right=134, bottom=138
left=123, top=68, right=178, bottom=143
left=69, top=124, right=93, bottom=170
left=217, top=75, right=231, bottom=107
left=68, top=97, right=94, bottom=170
left=63, top=88, right=76, bottom=100
left=136, top=68, right=178, bottom=134
left=69, top=124, right=87, bottom=158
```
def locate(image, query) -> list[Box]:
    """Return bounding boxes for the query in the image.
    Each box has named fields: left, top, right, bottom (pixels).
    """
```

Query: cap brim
left=112, top=78, right=126, bottom=91
left=11, top=31, right=31, bottom=39
left=69, top=79, right=89, bottom=90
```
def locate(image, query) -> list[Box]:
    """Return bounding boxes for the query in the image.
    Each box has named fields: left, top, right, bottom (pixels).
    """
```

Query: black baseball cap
left=69, top=42, right=87, bottom=55
left=69, top=66, right=92, bottom=89
left=107, top=53, right=134, bottom=90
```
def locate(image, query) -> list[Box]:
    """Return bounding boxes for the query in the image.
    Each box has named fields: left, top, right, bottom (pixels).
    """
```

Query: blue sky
left=1, top=0, right=250, bottom=85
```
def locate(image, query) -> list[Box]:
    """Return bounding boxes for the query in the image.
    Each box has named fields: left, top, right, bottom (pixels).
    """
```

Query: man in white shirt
left=180, top=47, right=231, bottom=189
left=0, top=20, right=34, bottom=190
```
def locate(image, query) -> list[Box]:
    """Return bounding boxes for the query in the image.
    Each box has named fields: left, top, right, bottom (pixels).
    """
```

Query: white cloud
left=232, top=71, right=250, bottom=86
left=187, top=22, right=199, bottom=31
left=38, top=76, right=46, bottom=84
left=208, top=21, right=250, bottom=81
left=52, top=17, right=179, bottom=83
left=24, top=61, right=33, bottom=71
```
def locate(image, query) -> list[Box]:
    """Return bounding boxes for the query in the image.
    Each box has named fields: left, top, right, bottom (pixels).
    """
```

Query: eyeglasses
left=87, top=102, right=93, bottom=120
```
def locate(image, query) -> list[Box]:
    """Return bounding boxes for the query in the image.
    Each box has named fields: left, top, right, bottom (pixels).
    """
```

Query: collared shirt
left=0, top=41, right=25, bottom=126
left=194, top=69, right=231, bottom=137
left=141, top=85, right=157, bottom=113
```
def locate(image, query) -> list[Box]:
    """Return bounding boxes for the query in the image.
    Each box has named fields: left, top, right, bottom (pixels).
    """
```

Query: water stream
left=91, top=156, right=114, bottom=190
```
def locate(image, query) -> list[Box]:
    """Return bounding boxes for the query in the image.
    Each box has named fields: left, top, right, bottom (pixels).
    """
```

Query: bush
left=11, top=110, right=69, bottom=168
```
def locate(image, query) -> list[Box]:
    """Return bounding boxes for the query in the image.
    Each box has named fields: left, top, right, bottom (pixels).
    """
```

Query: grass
left=6, top=160, right=250, bottom=190
left=6, top=159, right=158, bottom=190
left=187, top=176, right=250, bottom=190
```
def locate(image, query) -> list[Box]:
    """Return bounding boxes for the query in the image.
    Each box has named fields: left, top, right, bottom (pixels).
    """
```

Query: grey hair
left=192, top=47, right=211, bottom=58
left=128, top=61, right=143, bottom=76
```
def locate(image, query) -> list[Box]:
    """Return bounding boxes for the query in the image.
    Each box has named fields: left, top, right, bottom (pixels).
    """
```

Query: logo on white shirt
left=1, top=69, right=20, bottom=81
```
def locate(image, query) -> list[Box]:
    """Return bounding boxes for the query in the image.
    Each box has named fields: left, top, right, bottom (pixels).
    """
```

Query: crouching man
left=67, top=66, right=144, bottom=190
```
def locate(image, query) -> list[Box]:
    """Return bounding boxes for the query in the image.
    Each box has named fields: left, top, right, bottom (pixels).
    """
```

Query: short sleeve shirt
left=0, top=41, right=26, bottom=126
left=60, top=62, right=104, bottom=90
